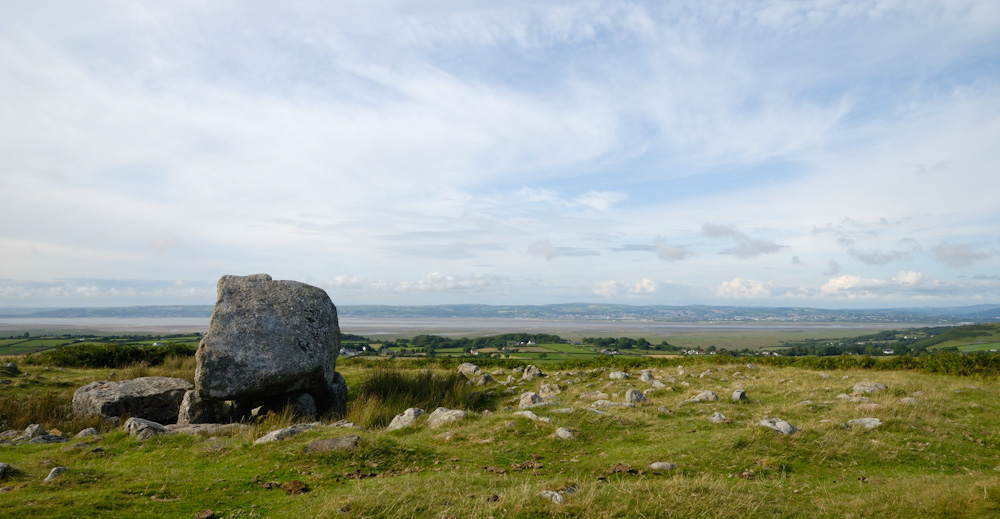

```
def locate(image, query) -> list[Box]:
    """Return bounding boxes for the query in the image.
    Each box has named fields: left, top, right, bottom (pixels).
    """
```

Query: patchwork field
left=3, top=354, right=1000, bottom=518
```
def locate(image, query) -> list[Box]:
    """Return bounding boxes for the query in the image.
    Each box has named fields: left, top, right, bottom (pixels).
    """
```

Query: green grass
left=5, top=355, right=1000, bottom=517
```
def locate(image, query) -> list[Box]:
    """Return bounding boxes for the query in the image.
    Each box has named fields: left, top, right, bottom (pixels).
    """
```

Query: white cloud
left=933, top=242, right=993, bottom=267
left=628, top=278, right=658, bottom=294
left=594, top=280, right=623, bottom=297
left=654, top=238, right=690, bottom=262
left=575, top=190, right=627, bottom=211
left=716, top=278, right=772, bottom=299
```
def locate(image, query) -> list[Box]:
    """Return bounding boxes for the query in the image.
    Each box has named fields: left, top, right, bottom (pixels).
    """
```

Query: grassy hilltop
left=3, top=346, right=1000, bottom=518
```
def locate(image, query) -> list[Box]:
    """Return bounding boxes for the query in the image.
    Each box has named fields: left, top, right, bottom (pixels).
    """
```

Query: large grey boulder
left=522, top=365, right=544, bottom=381
left=123, top=417, right=168, bottom=440
left=188, top=274, right=347, bottom=421
left=457, top=363, right=481, bottom=378
left=73, top=377, right=192, bottom=424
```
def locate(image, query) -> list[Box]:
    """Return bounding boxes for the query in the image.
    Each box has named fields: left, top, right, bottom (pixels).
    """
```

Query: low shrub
left=24, top=342, right=196, bottom=369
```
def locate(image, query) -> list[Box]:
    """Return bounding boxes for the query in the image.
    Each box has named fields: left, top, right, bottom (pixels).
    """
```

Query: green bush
left=25, top=342, right=196, bottom=368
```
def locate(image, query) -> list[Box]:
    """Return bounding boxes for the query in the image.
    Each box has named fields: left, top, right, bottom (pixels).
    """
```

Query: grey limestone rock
left=44, top=467, right=67, bottom=483
left=194, top=274, right=347, bottom=416
left=624, top=389, right=648, bottom=404
left=609, top=371, right=629, bottom=380
left=123, top=417, right=167, bottom=440
left=847, top=417, right=882, bottom=429
left=578, top=391, right=609, bottom=401
left=303, top=435, right=360, bottom=453
left=427, top=407, right=468, bottom=428
left=679, top=390, right=719, bottom=405
left=732, top=389, right=747, bottom=402
left=165, top=423, right=247, bottom=436
left=639, top=370, right=654, bottom=383
left=24, top=424, right=46, bottom=438
left=0, top=462, right=10, bottom=479
left=176, top=390, right=232, bottom=425
left=651, top=380, right=667, bottom=389
left=474, top=373, right=495, bottom=386
left=538, top=383, right=562, bottom=399
left=899, top=397, right=918, bottom=405
left=513, top=410, right=551, bottom=423
left=519, top=391, right=544, bottom=409
left=758, top=417, right=797, bottom=435
left=73, top=377, right=192, bottom=424
left=648, top=461, right=677, bottom=471
left=591, top=400, right=636, bottom=409
left=555, top=427, right=574, bottom=440
left=852, top=381, right=887, bottom=394
left=28, top=434, right=67, bottom=444
left=253, top=423, right=318, bottom=445
left=539, top=490, right=564, bottom=504
left=522, top=365, right=544, bottom=381
left=387, top=407, right=425, bottom=431
left=709, top=412, right=728, bottom=423
left=75, top=428, right=99, bottom=438
left=457, top=363, right=481, bottom=378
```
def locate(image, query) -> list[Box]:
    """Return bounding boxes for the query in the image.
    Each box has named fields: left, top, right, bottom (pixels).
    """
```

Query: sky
left=1, top=0, right=999, bottom=309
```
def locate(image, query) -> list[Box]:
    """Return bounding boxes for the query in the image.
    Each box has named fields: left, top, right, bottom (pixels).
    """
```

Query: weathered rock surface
left=853, top=381, right=887, bottom=394
left=624, top=389, right=648, bottom=404
left=899, top=397, right=918, bottom=405
left=474, top=374, right=495, bottom=386
left=387, top=408, right=425, bottom=431
left=679, top=390, right=719, bottom=405
left=303, top=435, right=360, bottom=453
left=165, top=423, right=247, bottom=436
left=457, top=363, right=481, bottom=378
left=609, top=371, right=630, bottom=380
left=578, top=391, right=610, bottom=401
left=73, top=377, right=192, bottom=424
left=75, top=428, right=99, bottom=438
left=709, top=412, right=728, bottom=424
left=512, top=410, right=550, bottom=423
left=591, top=400, right=635, bottom=409
left=847, top=417, right=882, bottom=429
left=0, top=462, right=10, bottom=479
left=639, top=370, right=654, bottom=383
left=44, top=467, right=67, bottom=483
left=732, top=389, right=747, bottom=402
left=123, top=417, right=167, bottom=440
left=254, top=423, right=318, bottom=444
left=522, top=365, right=544, bottom=381
left=427, top=407, right=468, bottom=428
left=648, top=462, right=677, bottom=471
left=192, top=274, right=347, bottom=419
left=555, top=427, right=574, bottom=440
left=758, top=417, right=798, bottom=435
left=519, top=392, right=544, bottom=409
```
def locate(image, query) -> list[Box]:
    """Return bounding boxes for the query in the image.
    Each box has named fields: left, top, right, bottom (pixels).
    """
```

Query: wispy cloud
left=702, top=223, right=783, bottom=259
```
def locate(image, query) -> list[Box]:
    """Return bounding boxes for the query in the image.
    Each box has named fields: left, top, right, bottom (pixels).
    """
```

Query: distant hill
left=1, top=303, right=998, bottom=323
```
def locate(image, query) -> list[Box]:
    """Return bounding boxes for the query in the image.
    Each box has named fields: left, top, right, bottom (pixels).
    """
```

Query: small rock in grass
left=732, top=389, right=747, bottom=402
left=538, top=490, right=564, bottom=504
left=648, top=462, right=677, bottom=471
left=522, top=365, right=544, bottom=381
left=651, top=380, right=667, bottom=389
left=76, top=428, right=99, bottom=438
left=303, top=435, right=360, bottom=454
left=28, top=434, right=68, bottom=444
left=609, top=371, right=630, bottom=380
left=555, top=427, right=574, bottom=440
left=123, top=417, right=167, bottom=440
left=0, top=462, right=10, bottom=479
left=24, top=424, right=46, bottom=438
left=44, top=467, right=67, bottom=483
left=624, top=389, right=648, bottom=404
left=640, top=371, right=654, bottom=383
left=899, top=397, right=918, bottom=405
left=519, top=392, right=544, bottom=409
left=194, top=510, right=215, bottom=519
left=591, top=400, right=635, bottom=409
left=254, top=423, right=318, bottom=444
left=709, top=412, right=728, bottom=423
left=386, top=408, right=425, bottom=431
left=758, top=418, right=797, bottom=435
left=796, top=400, right=814, bottom=406
left=427, top=407, right=468, bottom=428
left=578, top=391, right=609, bottom=401
left=846, top=417, right=882, bottom=429
left=853, top=382, right=887, bottom=394
left=657, top=406, right=672, bottom=414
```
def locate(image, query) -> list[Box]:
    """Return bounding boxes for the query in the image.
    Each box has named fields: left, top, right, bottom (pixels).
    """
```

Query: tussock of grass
left=346, top=364, right=496, bottom=428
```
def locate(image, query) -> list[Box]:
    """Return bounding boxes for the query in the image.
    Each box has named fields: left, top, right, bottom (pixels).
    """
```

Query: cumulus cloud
left=594, top=280, right=624, bottom=297
left=821, top=271, right=929, bottom=298
left=716, top=278, right=771, bottom=299
left=628, top=278, right=658, bottom=294
left=654, top=238, right=689, bottom=262
left=932, top=242, right=993, bottom=267
left=702, top=223, right=783, bottom=259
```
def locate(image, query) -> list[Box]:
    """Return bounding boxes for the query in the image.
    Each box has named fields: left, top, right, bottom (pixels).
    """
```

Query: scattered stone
left=853, top=382, right=887, bottom=394
left=609, top=371, right=630, bottom=380
left=538, top=383, right=562, bottom=399
left=165, top=423, right=247, bottom=436
left=591, top=400, right=635, bottom=409
left=551, top=408, right=575, bottom=414
left=123, top=417, right=167, bottom=440
left=0, top=462, right=9, bottom=479
left=588, top=408, right=610, bottom=416
left=2, top=362, right=18, bottom=374
left=836, top=394, right=871, bottom=403
left=522, top=365, right=544, bottom=381
left=578, top=391, right=610, bottom=401
left=427, top=407, right=468, bottom=429
left=491, top=369, right=505, bottom=375
left=679, top=390, right=718, bottom=405
left=194, top=510, right=215, bottom=519
left=698, top=369, right=713, bottom=378
left=555, top=427, right=574, bottom=440
left=538, top=490, right=564, bottom=504
left=648, top=462, right=677, bottom=471
left=640, top=370, right=654, bottom=382
left=457, top=363, right=481, bottom=378
left=512, top=410, right=551, bottom=423
left=474, top=373, right=495, bottom=386
left=303, top=435, right=360, bottom=453
left=189, top=274, right=348, bottom=422
left=386, top=408, right=425, bottom=431
left=651, top=381, right=667, bottom=389
left=519, top=392, right=544, bottom=409
left=280, top=480, right=309, bottom=495
left=819, top=373, right=831, bottom=379
left=43, top=467, right=67, bottom=483
left=746, top=363, right=758, bottom=370
left=254, top=423, right=318, bottom=445
left=657, top=406, right=672, bottom=414
left=847, top=417, right=882, bottom=429
left=857, top=403, right=883, bottom=411
left=899, top=397, right=918, bottom=405
left=24, top=424, right=46, bottom=438
left=709, top=412, right=729, bottom=423
left=732, top=389, right=747, bottom=402
left=796, top=400, right=815, bottom=406
left=624, top=389, right=648, bottom=404
left=758, top=418, right=798, bottom=435
left=29, top=435, right=68, bottom=445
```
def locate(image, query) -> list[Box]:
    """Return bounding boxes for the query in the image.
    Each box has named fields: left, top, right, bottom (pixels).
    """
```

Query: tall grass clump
left=0, top=389, right=105, bottom=433
left=346, top=364, right=495, bottom=429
